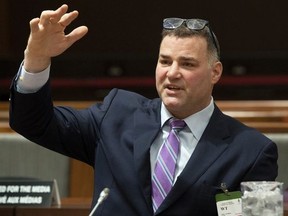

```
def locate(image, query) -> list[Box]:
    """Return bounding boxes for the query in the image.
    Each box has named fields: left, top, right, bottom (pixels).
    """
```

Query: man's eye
left=183, top=62, right=193, bottom=67
left=160, top=59, right=171, bottom=65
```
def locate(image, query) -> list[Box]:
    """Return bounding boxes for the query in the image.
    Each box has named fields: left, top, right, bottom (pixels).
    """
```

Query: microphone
left=88, top=188, right=110, bottom=216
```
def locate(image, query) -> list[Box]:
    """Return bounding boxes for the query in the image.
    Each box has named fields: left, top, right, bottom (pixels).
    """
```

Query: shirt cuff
left=16, top=64, right=50, bottom=93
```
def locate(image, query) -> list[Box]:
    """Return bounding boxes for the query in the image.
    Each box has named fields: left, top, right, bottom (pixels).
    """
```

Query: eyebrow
left=158, top=54, right=170, bottom=59
left=159, top=54, right=198, bottom=62
left=180, top=56, right=197, bottom=62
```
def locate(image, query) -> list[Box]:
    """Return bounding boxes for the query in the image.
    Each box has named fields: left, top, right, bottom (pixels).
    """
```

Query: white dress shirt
left=16, top=65, right=50, bottom=93
left=150, top=100, right=214, bottom=184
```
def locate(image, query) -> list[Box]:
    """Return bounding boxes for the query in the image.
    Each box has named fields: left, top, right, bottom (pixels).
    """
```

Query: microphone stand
left=88, top=188, right=110, bottom=216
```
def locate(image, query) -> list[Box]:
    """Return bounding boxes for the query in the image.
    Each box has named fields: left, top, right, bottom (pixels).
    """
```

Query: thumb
left=66, top=26, right=88, bottom=46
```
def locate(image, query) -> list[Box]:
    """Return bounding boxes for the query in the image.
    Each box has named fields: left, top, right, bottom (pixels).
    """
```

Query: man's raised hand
left=24, top=4, right=88, bottom=73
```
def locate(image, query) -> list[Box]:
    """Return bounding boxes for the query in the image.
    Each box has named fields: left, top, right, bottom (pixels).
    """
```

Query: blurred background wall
left=1, top=0, right=288, bottom=100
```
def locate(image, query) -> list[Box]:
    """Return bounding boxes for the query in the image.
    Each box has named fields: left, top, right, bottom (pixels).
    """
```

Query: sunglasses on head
left=163, top=18, right=220, bottom=57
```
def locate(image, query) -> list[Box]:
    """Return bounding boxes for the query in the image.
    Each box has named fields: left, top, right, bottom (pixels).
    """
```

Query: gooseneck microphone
left=88, top=188, right=110, bottom=216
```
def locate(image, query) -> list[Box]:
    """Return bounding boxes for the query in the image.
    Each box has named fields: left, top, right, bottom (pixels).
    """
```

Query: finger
left=65, top=26, right=88, bottom=46
left=39, top=10, right=57, bottom=27
left=38, top=4, right=68, bottom=27
left=29, top=18, right=40, bottom=33
left=58, top=11, right=79, bottom=28
left=50, top=4, right=69, bottom=24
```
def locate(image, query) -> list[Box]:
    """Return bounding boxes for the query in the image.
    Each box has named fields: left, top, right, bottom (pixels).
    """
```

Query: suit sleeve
left=9, top=70, right=115, bottom=166
left=243, top=140, right=278, bottom=181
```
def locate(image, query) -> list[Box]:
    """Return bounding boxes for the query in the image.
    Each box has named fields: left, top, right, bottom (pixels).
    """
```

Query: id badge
left=215, top=191, right=242, bottom=216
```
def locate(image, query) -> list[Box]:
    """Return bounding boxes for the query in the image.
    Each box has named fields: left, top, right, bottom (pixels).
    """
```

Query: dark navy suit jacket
left=9, top=80, right=278, bottom=216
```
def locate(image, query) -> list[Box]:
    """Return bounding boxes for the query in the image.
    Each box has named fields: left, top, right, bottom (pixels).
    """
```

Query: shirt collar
left=161, top=98, right=215, bottom=140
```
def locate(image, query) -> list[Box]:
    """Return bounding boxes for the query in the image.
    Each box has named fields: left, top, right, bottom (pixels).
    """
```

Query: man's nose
left=167, top=62, right=180, bottom=78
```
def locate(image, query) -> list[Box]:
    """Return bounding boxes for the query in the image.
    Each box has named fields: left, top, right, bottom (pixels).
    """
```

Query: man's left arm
left=243, top=141, right=278, bottom=181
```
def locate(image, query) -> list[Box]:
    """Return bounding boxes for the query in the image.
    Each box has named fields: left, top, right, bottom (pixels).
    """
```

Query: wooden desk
left=0, top=207, right=14, bottom=216
left=15, top=198, right=91, bottom=216
left=0, top=198, right=91, bottom=216
left=15, top=207, right=90, bottom=216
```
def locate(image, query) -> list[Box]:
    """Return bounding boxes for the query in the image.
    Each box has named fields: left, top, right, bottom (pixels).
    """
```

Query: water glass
left=241, top=181, right=283, bottom=216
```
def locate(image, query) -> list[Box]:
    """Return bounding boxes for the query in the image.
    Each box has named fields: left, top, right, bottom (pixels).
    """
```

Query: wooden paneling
left=217, top=100, right=288, bottom=133
left=69, top=159, right=94, bottom=197
left=3, top=100, right=288, bottom=133
left=0, top=102, right=13, bottom=133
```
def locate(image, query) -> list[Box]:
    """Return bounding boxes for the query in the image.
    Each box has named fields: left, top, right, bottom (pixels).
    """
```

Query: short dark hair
left=161, top=25, right=220, bottom=62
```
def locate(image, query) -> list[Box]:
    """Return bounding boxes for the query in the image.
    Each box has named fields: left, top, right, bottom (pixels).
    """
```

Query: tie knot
left=169, top=118, right=186, bottom=130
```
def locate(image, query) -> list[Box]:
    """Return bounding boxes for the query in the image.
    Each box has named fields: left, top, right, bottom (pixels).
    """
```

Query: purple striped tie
left=152, top=118, right=186, bottom=212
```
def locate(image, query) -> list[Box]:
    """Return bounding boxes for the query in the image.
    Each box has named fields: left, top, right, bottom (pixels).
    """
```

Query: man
left=9, top=4, right=278, bottom=216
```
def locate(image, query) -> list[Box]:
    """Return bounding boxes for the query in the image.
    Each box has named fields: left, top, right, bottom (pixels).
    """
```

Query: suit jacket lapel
left=156, top=105, right=231, bottom=214
left=133, top=99, right=161, bottom=211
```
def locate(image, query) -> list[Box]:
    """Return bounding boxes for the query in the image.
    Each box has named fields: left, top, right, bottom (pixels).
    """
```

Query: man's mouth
left=166, top=85, right=181, bottom=90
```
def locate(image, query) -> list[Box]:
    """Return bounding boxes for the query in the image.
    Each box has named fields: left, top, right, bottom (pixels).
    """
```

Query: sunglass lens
left=186, top=19, right=207, bottom=30
left=163, top=18, right=184, bottom=29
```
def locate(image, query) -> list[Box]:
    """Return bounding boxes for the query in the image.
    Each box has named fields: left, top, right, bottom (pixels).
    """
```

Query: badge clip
left=220, top=182, right=229, bottom=195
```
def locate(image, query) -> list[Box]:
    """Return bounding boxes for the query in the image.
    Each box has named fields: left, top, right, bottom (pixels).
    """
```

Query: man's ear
left=211, top=61, right=223, bottom=84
